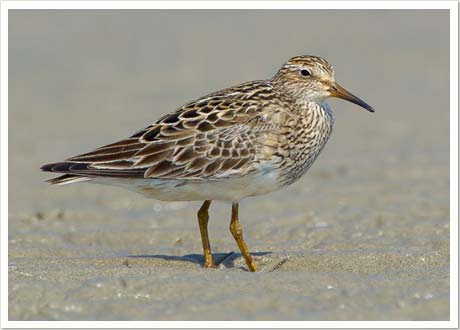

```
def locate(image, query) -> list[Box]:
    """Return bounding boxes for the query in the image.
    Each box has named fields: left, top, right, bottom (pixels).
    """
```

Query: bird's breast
left=276, top=101, right=334, bottom=186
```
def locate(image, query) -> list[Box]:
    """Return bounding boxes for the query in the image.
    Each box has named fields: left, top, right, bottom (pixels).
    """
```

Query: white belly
left=92, top=167, right=282, bottom=202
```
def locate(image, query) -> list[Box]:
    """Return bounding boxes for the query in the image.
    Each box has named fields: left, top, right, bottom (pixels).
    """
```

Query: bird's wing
left=41, top=82, right=280, bottom=180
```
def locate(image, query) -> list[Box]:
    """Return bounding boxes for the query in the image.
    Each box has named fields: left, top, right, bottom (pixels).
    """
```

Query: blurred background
left=9, top=10, right=450, bottom=320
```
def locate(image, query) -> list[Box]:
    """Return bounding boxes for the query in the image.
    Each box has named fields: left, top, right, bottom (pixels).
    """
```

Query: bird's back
left=41, top=80, right=289, bottom=187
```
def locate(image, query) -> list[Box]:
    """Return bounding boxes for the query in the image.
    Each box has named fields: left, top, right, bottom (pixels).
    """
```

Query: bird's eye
left=300, top=69, right=311, bottom=77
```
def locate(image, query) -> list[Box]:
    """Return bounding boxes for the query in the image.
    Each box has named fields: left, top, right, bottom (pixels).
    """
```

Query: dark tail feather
left=41, top=162, right=92, bottom=185
left=40, top=161, right=85, bottom=173
left=40, top=161, right=144, bottom=182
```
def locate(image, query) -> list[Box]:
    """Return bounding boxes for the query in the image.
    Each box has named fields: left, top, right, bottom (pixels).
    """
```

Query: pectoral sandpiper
left=41, top=55, right=374, bottom=272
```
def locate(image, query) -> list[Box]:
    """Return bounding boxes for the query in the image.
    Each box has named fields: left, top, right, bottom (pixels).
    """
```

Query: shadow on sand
left=126, top=252, right=271, bottom=270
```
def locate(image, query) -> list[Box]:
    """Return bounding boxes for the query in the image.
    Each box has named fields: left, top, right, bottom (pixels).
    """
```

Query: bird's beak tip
left=363, top=103, right=375, bottom=113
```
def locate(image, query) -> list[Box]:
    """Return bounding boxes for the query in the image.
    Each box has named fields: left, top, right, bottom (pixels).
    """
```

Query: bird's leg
left=197, top=200, right=215, bottom=268
left=229, top=202, right=257, bottom=272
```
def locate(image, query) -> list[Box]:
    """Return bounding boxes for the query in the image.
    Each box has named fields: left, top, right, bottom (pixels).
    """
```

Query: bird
left=41, top=55, right=374, bottom=272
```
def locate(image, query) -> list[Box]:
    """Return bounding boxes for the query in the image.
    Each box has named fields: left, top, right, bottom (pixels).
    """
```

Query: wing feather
left=42, top=80, right=281, bottom=181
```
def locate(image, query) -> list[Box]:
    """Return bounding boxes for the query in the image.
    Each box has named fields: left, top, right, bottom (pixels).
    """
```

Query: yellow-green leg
left=229, top=202, right=257, bottom=272
left=197, top=200, right=215, bottom=268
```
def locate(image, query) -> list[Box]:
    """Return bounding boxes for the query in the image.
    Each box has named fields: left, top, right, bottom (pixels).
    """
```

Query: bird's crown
left=279, top=55, right=334, bottom=78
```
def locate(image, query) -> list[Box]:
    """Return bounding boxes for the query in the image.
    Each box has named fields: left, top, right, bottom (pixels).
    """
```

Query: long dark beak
left=329, top=82, right=375, bottom=113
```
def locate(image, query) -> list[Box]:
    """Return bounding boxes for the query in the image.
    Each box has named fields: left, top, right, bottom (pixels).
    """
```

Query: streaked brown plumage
left=41, top=55, right=374, bottom=271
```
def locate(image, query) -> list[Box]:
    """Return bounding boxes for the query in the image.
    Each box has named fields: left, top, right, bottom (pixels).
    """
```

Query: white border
left=449, top=4, right=459, bottom=329
left=1, top=1, right=458, bottom=328
left=0, top=0, right=458, bottom=10
left=1, top=1, right=9, bottom=329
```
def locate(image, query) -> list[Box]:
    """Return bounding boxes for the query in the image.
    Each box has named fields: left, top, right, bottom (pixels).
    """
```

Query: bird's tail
left=45, top=174, right=92, bottom=185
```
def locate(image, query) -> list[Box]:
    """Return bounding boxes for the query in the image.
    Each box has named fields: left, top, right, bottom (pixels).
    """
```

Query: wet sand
left=8, top=10, right=450, bottom=320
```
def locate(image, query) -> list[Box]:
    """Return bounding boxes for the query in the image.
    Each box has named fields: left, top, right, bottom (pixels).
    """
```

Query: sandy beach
left=8, top=10, right=450, bottom=320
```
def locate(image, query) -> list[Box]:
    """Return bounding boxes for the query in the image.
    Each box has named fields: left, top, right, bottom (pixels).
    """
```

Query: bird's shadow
left=126, top=252, right=271, bottom=270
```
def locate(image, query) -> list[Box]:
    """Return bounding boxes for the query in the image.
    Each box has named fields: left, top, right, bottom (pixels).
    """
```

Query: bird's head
left=273, top=55, right=374, bottom=112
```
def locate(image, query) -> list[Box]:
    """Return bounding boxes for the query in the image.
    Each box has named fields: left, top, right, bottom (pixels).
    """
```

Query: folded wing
left=41, top=84, right=277, bottom=182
